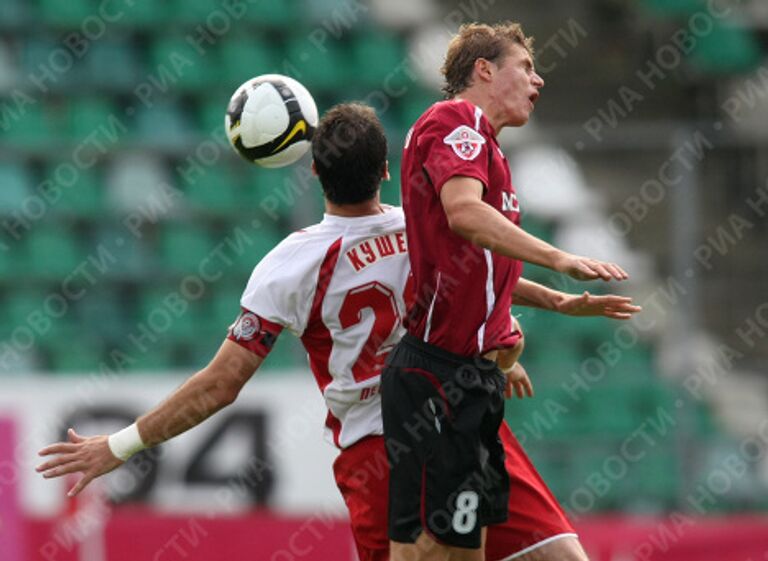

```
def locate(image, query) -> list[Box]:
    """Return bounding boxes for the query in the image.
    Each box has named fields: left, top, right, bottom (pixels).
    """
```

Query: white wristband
left=107, top=423, right=146, bottom=461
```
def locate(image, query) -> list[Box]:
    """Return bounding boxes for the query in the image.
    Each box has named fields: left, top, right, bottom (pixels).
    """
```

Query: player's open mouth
left=529, top=92, right=539, bottom=105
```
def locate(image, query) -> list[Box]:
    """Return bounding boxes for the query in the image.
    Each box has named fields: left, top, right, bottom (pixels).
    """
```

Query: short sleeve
left=418, top=102, right=491, bottom=193
left=237, top=234, right=318, bottom=336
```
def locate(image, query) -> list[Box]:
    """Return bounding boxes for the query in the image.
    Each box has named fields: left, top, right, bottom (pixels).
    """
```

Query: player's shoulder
left=260, top=223, right=339, bottom=269
left=418, top=99, right=479, bottom=129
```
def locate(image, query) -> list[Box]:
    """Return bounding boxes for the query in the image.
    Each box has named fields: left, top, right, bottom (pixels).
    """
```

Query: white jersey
left=232, top=206, right=410, bottom=448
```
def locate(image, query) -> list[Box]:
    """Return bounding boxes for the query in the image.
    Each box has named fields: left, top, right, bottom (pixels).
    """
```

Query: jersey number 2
left=338, top=281, right=400, bottom=383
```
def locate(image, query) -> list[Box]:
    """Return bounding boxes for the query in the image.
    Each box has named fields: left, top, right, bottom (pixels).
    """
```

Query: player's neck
left=325, top=198, right=385, bottom=217
left=454, top=91, right=504, bottom=135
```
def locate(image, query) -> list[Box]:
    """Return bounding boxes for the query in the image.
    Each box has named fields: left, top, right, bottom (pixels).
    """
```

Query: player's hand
left=503, top=362, right=533, bottom=399
left=554, top=252, right=628, bottom=282
left=556, top=291, right=642, bottom=320
left=36, top=428, right=124, bottom=497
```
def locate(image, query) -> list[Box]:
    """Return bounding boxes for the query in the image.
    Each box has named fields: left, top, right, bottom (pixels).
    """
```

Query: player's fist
left=553, top=252, right=628, bottom=282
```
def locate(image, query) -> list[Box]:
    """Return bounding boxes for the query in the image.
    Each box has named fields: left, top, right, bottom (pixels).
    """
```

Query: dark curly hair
left=311, top=103, right=387, bottom=205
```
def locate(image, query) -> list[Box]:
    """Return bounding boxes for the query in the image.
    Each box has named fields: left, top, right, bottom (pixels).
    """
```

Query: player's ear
left=311, top=160, right=318, bottom=176
left=383, top=160, right=390, bottom=181
left=474, top=57, right=495, bottom=84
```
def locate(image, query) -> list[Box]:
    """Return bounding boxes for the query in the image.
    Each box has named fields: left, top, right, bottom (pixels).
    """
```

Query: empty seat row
left=0, top=159, right=311, bottom=218
left=11, top=30, right=408, bottom=94
left=0, top=221, right=284, bottom=279
left=23, top=0, right=301, bottom=28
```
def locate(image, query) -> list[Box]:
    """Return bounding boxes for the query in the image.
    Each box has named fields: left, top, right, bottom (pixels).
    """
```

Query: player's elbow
left=217, top=384, right=240, bottom=407
left=445, top=205, right=484, bottom=243
left=444, top=202, right=467, bottom=232
left=200, top=368, right=242, bottom=409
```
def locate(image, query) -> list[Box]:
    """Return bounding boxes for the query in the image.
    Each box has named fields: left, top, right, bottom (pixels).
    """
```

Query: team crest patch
left=443, top=125, right=485, bottom=160
left=231, top=311, right=260, bottom=341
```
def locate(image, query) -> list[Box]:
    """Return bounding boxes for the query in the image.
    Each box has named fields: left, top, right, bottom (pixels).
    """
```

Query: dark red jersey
left=401, top=99, right=523, bottom=356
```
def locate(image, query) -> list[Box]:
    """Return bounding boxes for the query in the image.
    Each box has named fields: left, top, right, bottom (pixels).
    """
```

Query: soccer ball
left=225, top=74, right=319, bottom=168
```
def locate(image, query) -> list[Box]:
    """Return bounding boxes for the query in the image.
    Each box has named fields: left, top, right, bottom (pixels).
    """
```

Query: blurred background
left=1, top=0, right=767, bottom=559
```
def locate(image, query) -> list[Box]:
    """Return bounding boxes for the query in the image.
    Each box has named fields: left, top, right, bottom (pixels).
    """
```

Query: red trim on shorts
left=403, top=367, right=452, bottom=418
left=419, top=462, right=442, bottom=545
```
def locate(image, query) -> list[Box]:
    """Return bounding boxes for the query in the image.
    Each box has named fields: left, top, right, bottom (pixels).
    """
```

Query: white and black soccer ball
left=225, top=74, right=319, bottom=168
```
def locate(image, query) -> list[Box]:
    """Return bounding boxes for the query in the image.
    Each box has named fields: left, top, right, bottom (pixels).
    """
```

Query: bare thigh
left=390, top=529, right=488, bottom=561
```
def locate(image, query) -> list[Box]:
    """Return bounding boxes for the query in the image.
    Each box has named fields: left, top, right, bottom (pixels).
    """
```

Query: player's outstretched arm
left=36, top=340, right=262, bottom=497
left=513, top=278, right=642, bottom=320
left=440, top=177, right=628, bottom=282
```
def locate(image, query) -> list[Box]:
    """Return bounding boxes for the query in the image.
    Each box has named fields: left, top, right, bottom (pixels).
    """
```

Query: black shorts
left=381, top=333, right=509, bottom=549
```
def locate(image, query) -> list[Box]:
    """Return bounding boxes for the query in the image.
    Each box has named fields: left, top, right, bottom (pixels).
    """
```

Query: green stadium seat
left=63, top=96, right=116, bottom=142
left=0, top=0, right=28, bottom=26
left=243, top=0, right=296, bottom=26
left=618, top=343, right=656, bottom=379
left=2, top=103, right=59, bottom=146
left=642, top=0, right=703, bottom=16
left=86, top=39, right=142, bottom=89
left=5, top=289, right=43, bottom=336
left=119, top=2, right=166, bottom=29
left=244, top=166, right=304, bottom=218
left=46, top=338, right=103, bottom=373
left=117, top=1, right=167, bottom=26
left=208, top=285, right=243, bottom=335
left=218, top=37, right=274, bottom=88
left=583, top=386, right=640, bottom=435
left=149, top=38, right=215, bottom=91
left=197, top=97, right=227, bottom=134
left=127, top=345, right=175, bottom=372
left=0, top=162, right=33, bottom=214
left=177, top=334, right=222, bottom=369
left=182, top=165, right=241, bottom=213
left=689, top=23, right=762, bottom=75
left=352, top=31, right=407, bottom=87
left=170, top=0, right=221, bottom=24
left=227, top=220, right=284, bottom=274
left=48, top=164, right=103, bottom=217
left=133, top=102, right=193, bottom=147
left=135, top=285, right=202, bottom=343
left=93, top=225, right=149, bottom=276
left=0, top=247, right=12, bottom=279
left=521, top=214, right=555, bottom=244
left=159, top=223, right=214, bottom=273
left=18, top=37, right=84, bottom=90
left=285, top=35, right=349, bottom=90
left=398, top=89, right=438, bottom=130
left=37, top=0, right=94, bottom=26
left=638, top=450, right=679, bottom=499
left=25, top=225, right=82, bottom=277
left=75, top=288, right=125, bottom=338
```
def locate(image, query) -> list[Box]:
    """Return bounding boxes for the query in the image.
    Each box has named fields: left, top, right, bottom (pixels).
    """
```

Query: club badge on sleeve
left=443, top=125, right=486, bottom=160
left=231, top=311, right=261, bottom=341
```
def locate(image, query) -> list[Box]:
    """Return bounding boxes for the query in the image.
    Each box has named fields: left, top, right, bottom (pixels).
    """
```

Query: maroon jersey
left=401, top=99, right=523, bottom=356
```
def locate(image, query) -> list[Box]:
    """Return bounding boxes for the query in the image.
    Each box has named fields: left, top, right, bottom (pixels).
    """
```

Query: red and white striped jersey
left=228, top=206, right=411, bottom=449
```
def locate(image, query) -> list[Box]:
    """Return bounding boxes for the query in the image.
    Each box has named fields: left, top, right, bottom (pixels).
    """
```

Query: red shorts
left=332, top=421, right=576, bottom=561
